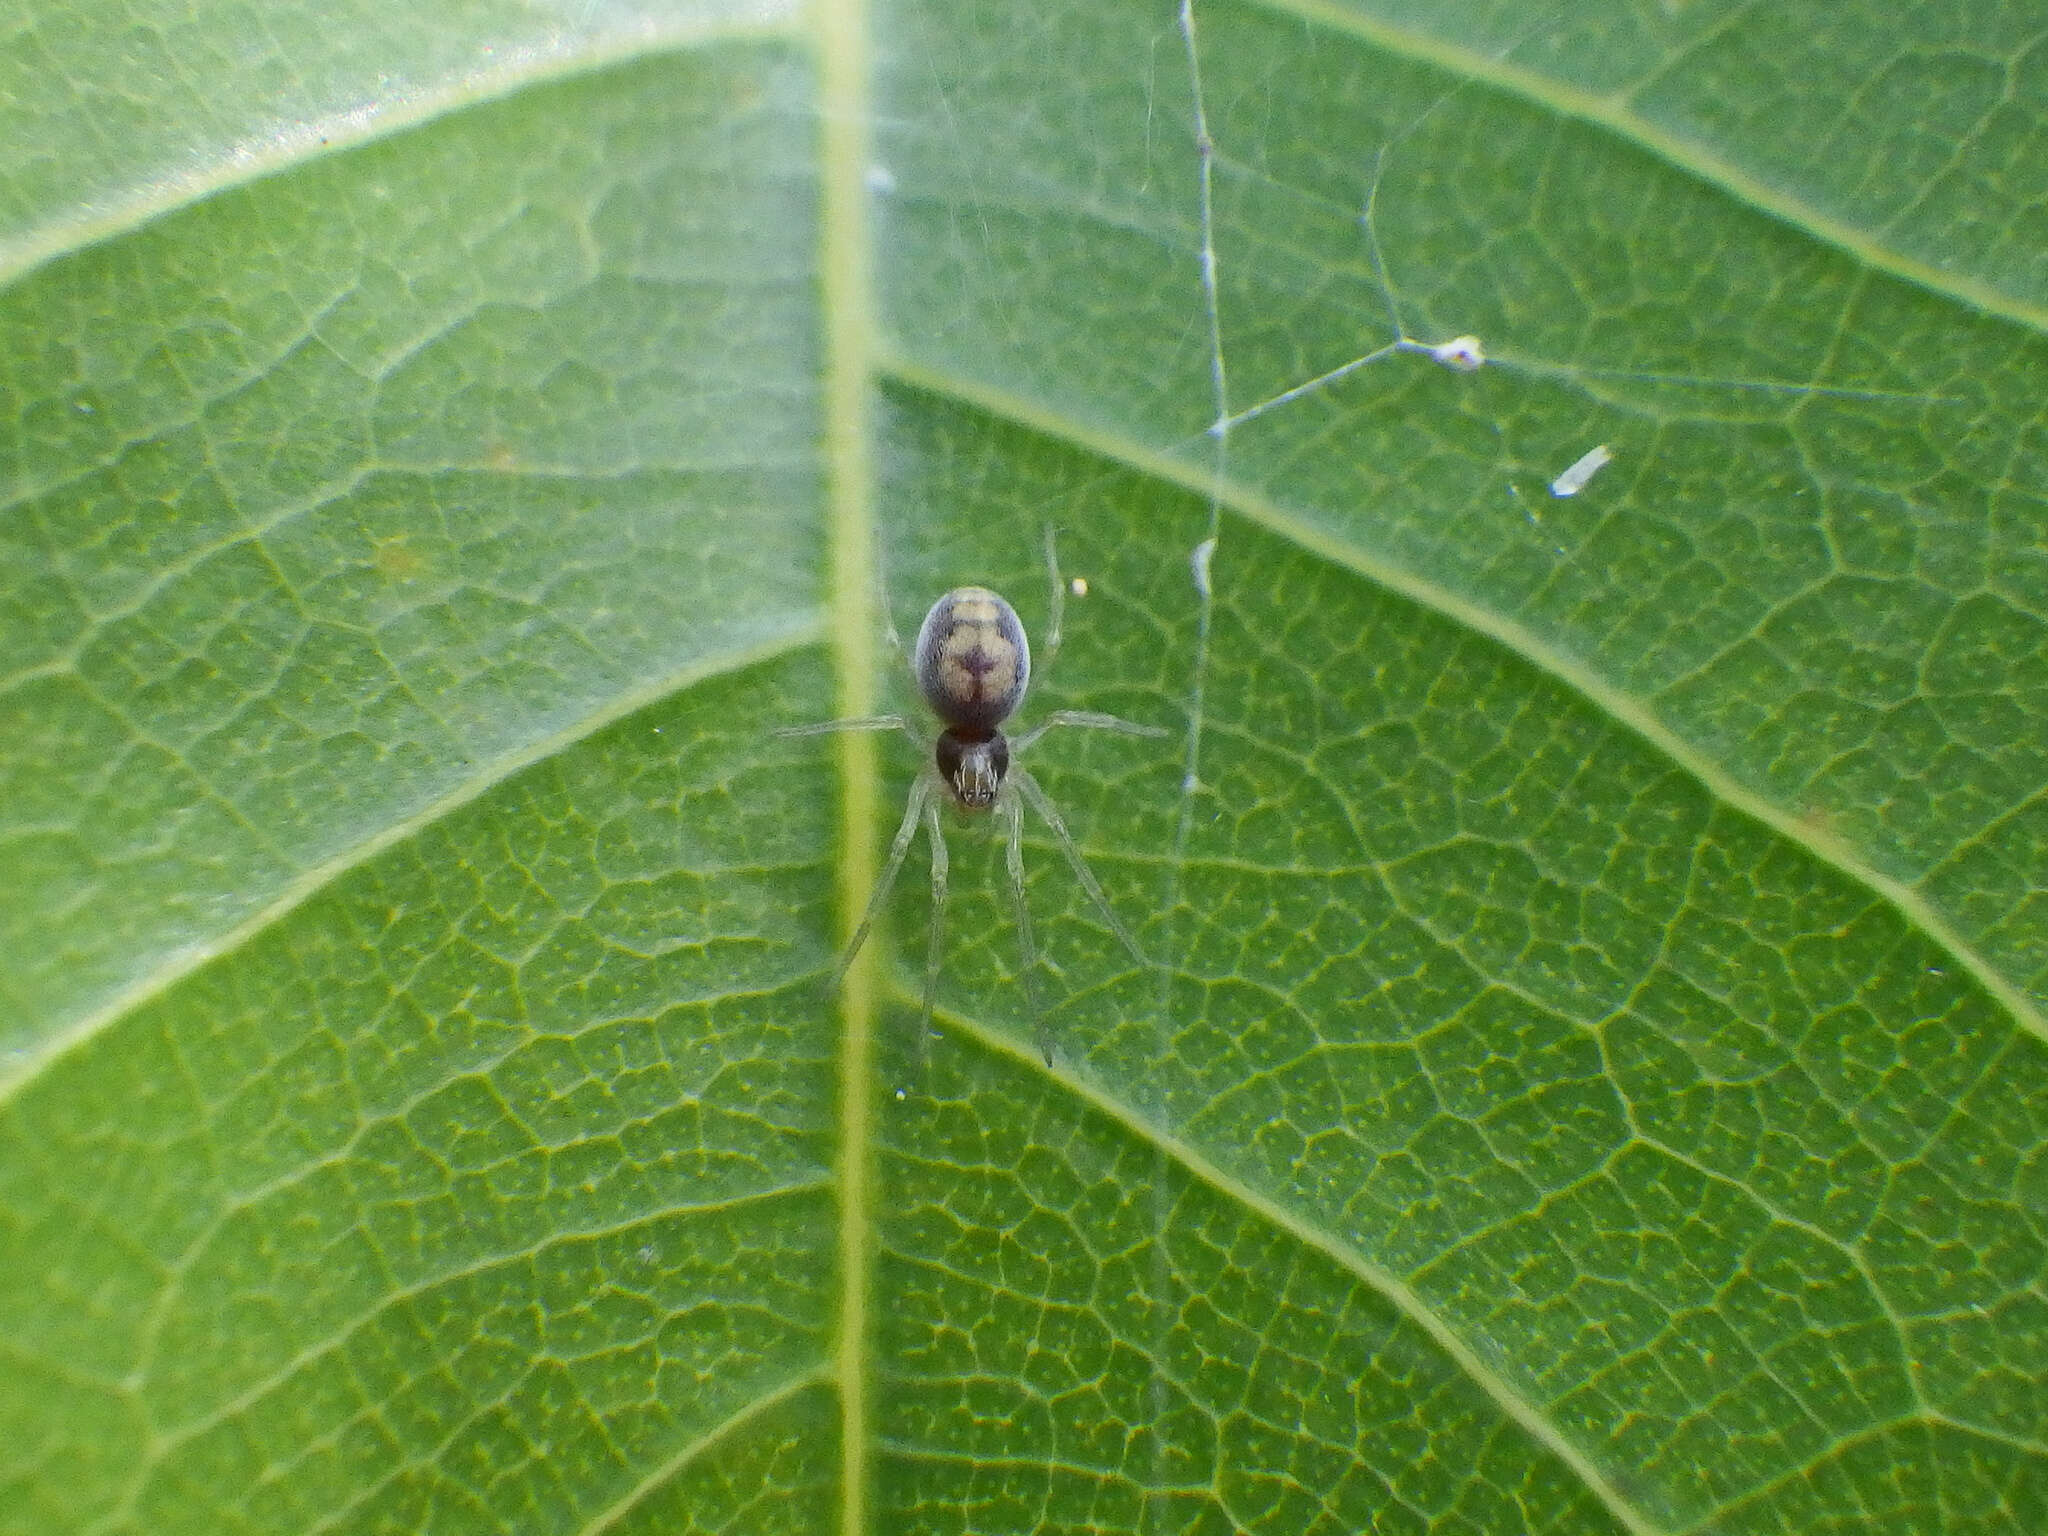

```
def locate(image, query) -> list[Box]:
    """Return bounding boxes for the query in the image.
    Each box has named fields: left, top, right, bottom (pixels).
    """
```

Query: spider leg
left=1002, top=788, right=1049, bottom=1066
left=830, top=771, right=932, bottom=988
left=1012, top=709, right=1169, bottom=753
left=774, top=713, right=914, bottom=739
left=1012, top=767, right=1149, bottom=969
left=1039, top=525, right=1066, bottom=676
left=918, top=790, right=949, bottom=1068
left=876, top=559, right=911, bottom=678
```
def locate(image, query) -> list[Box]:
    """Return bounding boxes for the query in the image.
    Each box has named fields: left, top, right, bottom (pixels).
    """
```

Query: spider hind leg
left=918, top=791, right=950, bottom=1069
left=1001, top=789, right=1050, bottom=1066
left=831, top=771, right=932, bottom=990
left=1013, top=767, right=1149, bottom=970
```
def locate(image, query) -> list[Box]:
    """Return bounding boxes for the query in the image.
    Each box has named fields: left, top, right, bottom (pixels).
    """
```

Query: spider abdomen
left=915, top=586, right=1030, bottom=733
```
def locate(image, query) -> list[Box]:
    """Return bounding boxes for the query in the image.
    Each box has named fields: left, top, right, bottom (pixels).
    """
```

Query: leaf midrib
left=817, top=0, right=883, bottom=1531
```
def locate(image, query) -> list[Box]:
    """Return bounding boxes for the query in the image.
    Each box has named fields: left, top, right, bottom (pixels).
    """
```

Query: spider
left=781, top=531, right=1167, bottom=1067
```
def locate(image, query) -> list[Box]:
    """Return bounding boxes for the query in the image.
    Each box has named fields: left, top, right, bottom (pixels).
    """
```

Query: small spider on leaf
left=780, top=530, right=1167, bottom=1067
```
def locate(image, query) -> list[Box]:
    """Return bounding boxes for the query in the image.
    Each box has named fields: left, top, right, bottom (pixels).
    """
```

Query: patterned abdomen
left=914, top=585, right=1031, bottom=734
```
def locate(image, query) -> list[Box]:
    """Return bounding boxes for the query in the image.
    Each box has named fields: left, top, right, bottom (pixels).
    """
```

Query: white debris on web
left=1550, top=443, right=1614, bottom=498
left=865, top=164, right=897, bottom=196
left=1069, top=575, right=1088, bottom=598
left=1428, top=335, right=1485, bottom=372
left=1190, top=537, right=1217, bottom=598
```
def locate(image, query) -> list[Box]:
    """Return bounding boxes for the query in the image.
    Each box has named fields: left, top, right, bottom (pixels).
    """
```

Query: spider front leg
left=773, top=714, right=915, bottom=740
left=1039, top=524, right=1066, bottom=676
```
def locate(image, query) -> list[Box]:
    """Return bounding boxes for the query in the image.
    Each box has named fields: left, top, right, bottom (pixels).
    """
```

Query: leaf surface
left=2, top=1, right=2044, bottom=1533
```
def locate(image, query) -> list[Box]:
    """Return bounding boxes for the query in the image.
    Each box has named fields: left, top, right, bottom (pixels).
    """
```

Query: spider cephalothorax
left=934, top=728, right=1009, bottom=810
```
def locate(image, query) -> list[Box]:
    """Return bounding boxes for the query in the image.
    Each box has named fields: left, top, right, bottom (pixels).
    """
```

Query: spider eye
left=915, top=586, right=1030, bottom=732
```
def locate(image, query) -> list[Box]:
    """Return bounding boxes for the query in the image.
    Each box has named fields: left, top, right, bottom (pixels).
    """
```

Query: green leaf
left=3, top=0, right=2043, bottom=1533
